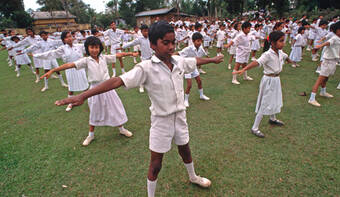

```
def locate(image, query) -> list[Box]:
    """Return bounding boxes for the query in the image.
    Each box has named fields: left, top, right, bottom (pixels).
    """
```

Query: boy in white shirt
left=216, top=23, right=226, bottom=56
left=54, top=21, right=224, bottom=197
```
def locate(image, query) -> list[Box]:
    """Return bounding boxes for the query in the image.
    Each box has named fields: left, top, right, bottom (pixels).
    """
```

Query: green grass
left=0, top=44, right=339, bottom=196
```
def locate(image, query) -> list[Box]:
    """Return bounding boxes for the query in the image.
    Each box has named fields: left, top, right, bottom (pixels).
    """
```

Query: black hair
left=192, top=32, right=203, bottom=41
left=8, top=30, right=12, bottom=34
left=11, top=36, right=20, bottom=41
left=319, top=20, right=328, bottom=27
left=61, top=31, right=70, bottom=44
left=241, top=21, right=251, bottom=29
left=91, top=29, right=98, bottom=35
left=298, top=27, right=305, bottom=34
left=39, top=31, right=48, bottom=36
left=26, top=27, right=34, bottom=34
left=195, top=22, right=202, bottom=30
left=332, top=21, right=340, bottom=33
left=255, top=24, right=260, bottom=29
left=263, top=31, right=285, bottom=52
left=140, top=24, right=149, bottom=30
left=233, top=22, right=240, bottom=30
left=149, top=20, right=174, bottom=45
left=84, top=36, right=103, bottom=57
left=80, top=30, right=85, bottom=34
left=273, top=22, right=283, bottom=30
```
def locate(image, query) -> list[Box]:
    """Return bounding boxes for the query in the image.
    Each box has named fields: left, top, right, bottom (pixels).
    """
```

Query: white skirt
left=255, top=75, right=283, bottom=115
left=15, top=54, right=31, bottom=65
left=33, top=57, right=43, bottom=68
left=43, top=59, right=59, bottom=70
left=289, top=46, right=302, bottom=62
left=88, top=82, right=128, bottom=127
left=229, top=45, right=236, bottom=55
left=65, top=68, right=89, bottom=92
left=308, top=32, right=315, bottom=40
left=251, top=40, right=261, bottom=51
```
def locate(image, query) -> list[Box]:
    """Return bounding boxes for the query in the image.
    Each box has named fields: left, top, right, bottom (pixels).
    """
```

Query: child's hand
left=55, top=95, right=84, bottom=107
left=315, top=45, right=322, bottom=49
left=232, top=69, right=245, bottom=75
left=40, top=70, right=53, bottom=80
left=132, top=52, right=139, bottom=57
left=213, top=55, right=224, bottom=64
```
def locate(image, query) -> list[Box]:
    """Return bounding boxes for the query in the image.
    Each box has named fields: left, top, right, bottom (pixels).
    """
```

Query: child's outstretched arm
left=196, top=55, right=224, bottom=66
left=232, top=61, right=259, bottom=75
left=40, top=62, right=76, bottom=79
left=115, top=51, right=139, bottom=58
left=55, top=77, right=124, bottom=107
left=224, top=40, right=233, bottom=48
left=315, top=41, right=330, bottom=49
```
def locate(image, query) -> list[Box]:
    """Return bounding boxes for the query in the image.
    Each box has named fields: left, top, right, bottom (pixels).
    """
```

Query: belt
left=264, top=73, right=280, bottom=77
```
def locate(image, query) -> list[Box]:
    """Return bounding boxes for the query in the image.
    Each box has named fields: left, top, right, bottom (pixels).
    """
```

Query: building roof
left=135, top=7, right=177, bottom=17
left=32, top=11, right=76, bottom=20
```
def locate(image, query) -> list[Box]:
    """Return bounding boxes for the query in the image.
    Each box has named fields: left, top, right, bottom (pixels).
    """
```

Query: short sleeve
left=179, top=47, right=189, bottom=57
left=281, top=52, right=288, bottom=61
left=182, top=57, right=197, bottom=73
left=256, top=52, right=268, bottom=67
left=233, top=34, right=241, bottom=45
left=328, top=36, right=339, bottom=46
left=104, top=55, right=116, bottom=64
left=119, top=65, right=146, bottom=89
left=74, top=57, right=88, bottom=70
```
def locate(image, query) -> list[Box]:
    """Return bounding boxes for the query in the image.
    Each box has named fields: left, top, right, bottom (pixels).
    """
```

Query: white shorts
left=184, top=68, right=200, bottom=79
left=216, top=40, right=224, bottom=48
left=43, top=59, right=59, bottom=70
left=320, top=59, right=337, bottom=77
left=149, top=111, right=189, bottom=153
left=236, top=53, right=250, bottom=64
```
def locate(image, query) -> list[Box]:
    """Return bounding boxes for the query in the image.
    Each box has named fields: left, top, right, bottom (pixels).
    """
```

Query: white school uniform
left=120, top=55, right=197, bottom=153
left=229, top=30, right=239, bottom=55
left=234, top=31, right=254, bottom=63
left=74, top=55, right=128, bottom=127
left=313, top=27, right=328, bottom=48
left=179, top=45, right=207, bottom=79
left=12, top=35, right=43, bottom=68
left=216, top=29, right=226, bottom=48
left=132, top=32, right=141, bottom=51
left=33, top=44, right=89, bottom=92
left=320, top=32, right=335, bottom=62
left=308, top=23, right=317, bottom=40
left=13, top=45, right=31, bottom=65
left=319, top=35, right=340, bottom=77
left=289, top=34, right=304, bottom=62
left=255, top=48, right=288, bottom=115
left=103, top=28, right=124, bottom=55
left=122, top=36, right=153, bottom=60
left=250, top=30, right=261, bottom=51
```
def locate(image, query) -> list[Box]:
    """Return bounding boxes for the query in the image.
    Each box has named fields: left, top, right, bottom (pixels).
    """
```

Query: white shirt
left=103, top=28, right=125, bottom=46
left=234, top=31, right=254, bottom=54
left=74, top=55, right=115, bottom=84
left=323, top=35, right=340, bottom=60
left=33, top=43, right=85, bottom=63
left=293, top=34, right=304, bottom=47
left=179, top=45, right=207, bottom=58
left=23, top=38, right=63, bottom=54
left=216, top=30, right=226, bottom=41
left=122, top=36, right=153, bottom=60
left=120, top=55, right=197, bottom=116
left=12, top=35, right=42, bottom=54
left=257, top=48, right=288, bottom=75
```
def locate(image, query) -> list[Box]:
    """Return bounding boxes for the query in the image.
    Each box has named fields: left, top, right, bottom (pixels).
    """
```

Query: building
left=135, top=7, right=191, bottom=26
left=31, top=11, right=90, bottom=32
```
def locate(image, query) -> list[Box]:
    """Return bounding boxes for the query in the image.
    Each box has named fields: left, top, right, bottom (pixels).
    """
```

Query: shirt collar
left=151, top=55, right=178, bottom=67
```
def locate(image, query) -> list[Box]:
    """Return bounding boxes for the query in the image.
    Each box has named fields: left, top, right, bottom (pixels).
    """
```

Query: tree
left=0, top=0, right=32, bottom=28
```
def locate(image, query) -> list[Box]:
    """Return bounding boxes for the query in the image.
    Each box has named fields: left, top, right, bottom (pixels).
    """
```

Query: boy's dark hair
left=319, top=20, right=328, bottom=27
left=195, top=22, right=202, bottom=30
left=233, top=22, right=240, bottom=30
left=332, top=21, right=340, bottom=33
left=263, top=31, right=285, bottom=52
left=39, top=31, right=48, bottom=36
left=80, top=30, right=85, bottom=34
left=61, top=31, right=69, bottom=43
left=298, top=26, right=305, bottom=34
left=255, top=24, right=260, bottom=29
left=149, top=20, right=174, bottom=45
left=26, top=27, right=34, bottom=34
left=241, top=21, right=251, bottom=29
left=11, top=36, right=20, bottom=41
left=84, top=36, right=103, bottom=57
left=91, top=29, right=98, bottom=35
left=192, top=32, right=203, bottom=41
left=140, top=24, right=148, bottom=30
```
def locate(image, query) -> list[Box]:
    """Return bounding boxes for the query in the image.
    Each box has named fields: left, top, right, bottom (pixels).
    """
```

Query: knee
left=150, top=162, right=162, bottom=176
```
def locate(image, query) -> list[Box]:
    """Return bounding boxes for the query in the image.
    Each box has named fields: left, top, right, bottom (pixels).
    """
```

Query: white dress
left=289, top=34, right=303, bottom=62
left=33, top=44, right=89, bottom=92
left=14, top=45, right=31, bottom=65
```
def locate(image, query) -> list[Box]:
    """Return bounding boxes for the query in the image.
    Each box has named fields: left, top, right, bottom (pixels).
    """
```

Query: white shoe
left=35, top=77, right=40, bottom=83
left=190, top=176, right=211, bottom=188
left=61, top=83, right=68, bottom=88
left=292, top=64, right=296, bottom=68
left=14, top=67, right=18, bottom=72
left=232, top=80, right=240, bottom=85
left=315, top=69, right=321, bottom=74
left=244, top=76, right=253, bottom=81
left=337, top=85, right=340, bottom=90
left=139, top=86, right=144, bottom=93
left=51, top=74, right=58, bottom=79
left=251, top=57, right=257, bottom=61
left=295, top=64, right=300, bottom=67
left=200, top=95, right=210, bottom=101
left=184, top=100, right=189, bottom=107
left=41, top=87, right=48, bottom=92
left=133, top=59, right=137, bottom=63
left=306, top=47, right=311, bottom=51
left=228, top=64, right=231, bottom=70
left=16, top=73, right=20, bottom=77
left=82, top=136, right=94, bottom=146
left=65, top=104, right=73, bottom=112
left=312, top=58, right=318, bottom=62
left=199, top=69, right=206, bottom=74
left=119, top=129, right=133, bottom=137
left=320, top=92, right=334, bottom=98
left=308, top=100, right=321, bottom=107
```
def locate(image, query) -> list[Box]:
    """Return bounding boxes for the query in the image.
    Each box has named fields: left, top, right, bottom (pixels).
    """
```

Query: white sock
left=147, top=179, right=157, bottom=197
left=133, top=57, right=137, bottom=62
left=44, top=77, right=48, bottom=88
left=243, top=71, right=248, bottom=79
left=320, top=87, right=326, bottom=94
left=252, top=113, right=263, bottom=131
left=17, top=67, right=20, bottom=74
left=121, top=68, right=125, bottom=73
left=337, top=83, right=340, bottom=88
left=58, top=74, right=65, bottom=84
left=232, top=70, right=237, bottom=81
left=118, top=126, right=125, bottom=132
left=198, top=89, right=204, bottom=97
left=309, top=92, right=316, bottom=101
left=29, top=66, right=35, bottom=73
left=184, top=162, right=198, bottom=180
left=112, top=68, right=116, bottom=76
left=184, top=94, right=189, bottom=101
left=89, top=131, right=94, bottom=137
left=68, top=95, right=73, bottom=98
left=270, top=114, right=276, bottom=121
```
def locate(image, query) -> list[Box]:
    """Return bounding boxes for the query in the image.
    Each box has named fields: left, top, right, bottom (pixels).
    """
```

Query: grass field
left=0, top=44, right=339, bottom=196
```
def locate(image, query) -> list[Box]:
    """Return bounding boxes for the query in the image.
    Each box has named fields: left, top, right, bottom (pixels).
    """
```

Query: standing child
left=10, top=36, right=35, bottom=77
left=233, top=31, right=294, bottom=138
left=227, top=22, right=241, bottom=70
left=308, top=21, right=340, bottom=107
left=216, top=23, right=226, bottom=56
left=312, top=20, right=328, bottom=62
left=53, top=21, right=224, bottom=197
left=250, top=24, right=261, bottom=61
left=289, top=27, right=305, bottom=68
left=41, top=36, right=137, bottom=146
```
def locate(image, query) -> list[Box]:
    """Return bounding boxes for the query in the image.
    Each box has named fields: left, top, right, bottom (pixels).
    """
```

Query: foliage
left=0, top=0, right=32, bottom=28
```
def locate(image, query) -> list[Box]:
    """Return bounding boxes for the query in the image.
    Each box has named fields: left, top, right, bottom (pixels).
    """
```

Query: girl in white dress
left=250, top=24, right=261, bottom=61
left=10, top=36, right=35, bottom=77
left=233, top=31, right=294, bottom=138
left=41, top=36, right=138, bottom=146
left=289, top=27, right=305, bottom=67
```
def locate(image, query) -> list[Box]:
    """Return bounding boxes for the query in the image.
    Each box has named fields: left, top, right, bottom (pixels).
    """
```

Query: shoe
left=337, top=85, right=340, bottom=90
left=244, top=76, right=253, bottom=81
left=41, top=87, right=48, bottom=92
left=296, top=64, right=300, bottom=67
left=228, top=64, right=231, bottom=70
left=308, top=100, right=321, bottom=107
left=200, top=95, right=210, bottom=101
left=232, top=80, right=240, bottom=85
left=35, top=77, right=40, bottom=83
left=306, top=47, right=311, bottom=51
left=320, top=92, right=333, bottom=98
left=190, top=176, right=211, bottom=188
left=139, top=86, right=144, bottom=93
left=292, top=64, right=296, bottom=68
left=65, top=104, right=72, bottom=112
left=312, top=58, right=318, bottom=62
left=133, top=59, right=137, bottom=64
left=16, top=73, right=20, bottom=77
left=251, top=129, right=265, bottom=138
left=119, top=128, right=133, bottom=137
left=51, top=74, right=58, bottom=79
left=269, top=119, right=284, bottom=126
left=82, top=136, right=94, bottom=146
left=15, top=67, right=18, bottom=72
left=251, top=57, right=257, bottom=61
left=184, top=100, right=189, bottom=107
left=199, top=69, right=206, bottom=74
left=61, top=83, right=68, bottom=88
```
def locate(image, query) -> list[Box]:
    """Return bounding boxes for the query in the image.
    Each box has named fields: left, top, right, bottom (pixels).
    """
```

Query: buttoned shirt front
left=257, top=48, right=288, bottom=75
left=103, top=28, right=124, bottom=46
